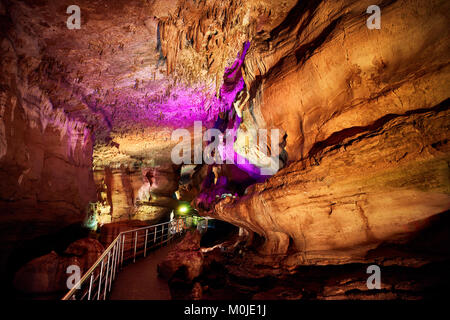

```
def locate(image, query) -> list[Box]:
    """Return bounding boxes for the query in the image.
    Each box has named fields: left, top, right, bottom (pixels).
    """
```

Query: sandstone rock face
left=64, top=238, right=104, bottom=273
left=99, top=220, right=151, bottom=247
left=205, top=0, right=450, bottom=262
left=158, top=231, right=203, bottom=282
left=214, top=106, right=449, bottom=260
left=13, top=251, right=79, bottom=294
left=0, top=6, right=96, bottom=276
left=13, top=238, right=103, bottom=294
left=92, top=164, right=180, bottom=223
left=94, top=168, right=142, bottom=222
left=133, top=205, right=171, bottom=223
left=144, top=0, right=450, bottom=267
left=242, top=0, right=450, bottom=161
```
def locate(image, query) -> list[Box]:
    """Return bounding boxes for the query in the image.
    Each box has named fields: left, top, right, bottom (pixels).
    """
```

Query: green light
left=84, top=214, right=98, bottom=231
left=84, top=203, right=98, bottom=231
left=178, top=204, right=190, bottom=214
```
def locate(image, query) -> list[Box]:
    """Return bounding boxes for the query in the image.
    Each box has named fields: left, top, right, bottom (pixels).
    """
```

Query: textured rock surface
left=241, top=0, right=450, bottom=160
left=204, top=0, right=450, bottom=262
left=99, top=220, right=150, bottom=247
left=13, top=251, right=79, bottom=294
left=13, top=238, right=103, bottom=294
left=0, top=1, right=97, bottom=278
left=92, top=164, right=180, bottom=224
left=64, top=238, right=104, bottom=273
left=166, top=231, right=450, bottom=300
left=158, top=230, right=203, bottom=282
left=214, top=106, right=449, bottom=258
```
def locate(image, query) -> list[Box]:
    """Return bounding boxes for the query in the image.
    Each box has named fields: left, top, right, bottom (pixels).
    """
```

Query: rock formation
left=0, top=1, right=97, bottom=279
left=92, top=164, right=180, bottom=225
left=13, top=238, right=103, bottom=295
left=158, top=230, right=204, bottom=282
left=194, top=0, right=450, bottom=263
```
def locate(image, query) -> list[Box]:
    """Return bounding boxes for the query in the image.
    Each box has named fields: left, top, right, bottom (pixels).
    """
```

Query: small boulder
left=64, top=238, right=104, bottom=272
left=14, top=237, right=104, bottom=294
left=157, top=230, right=203, bottom=282
left=13, top=251, right=79, bottom=294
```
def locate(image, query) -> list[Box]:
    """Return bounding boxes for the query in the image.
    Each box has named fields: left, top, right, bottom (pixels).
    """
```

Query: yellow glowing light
left=178, top=204, right=190, bottom=214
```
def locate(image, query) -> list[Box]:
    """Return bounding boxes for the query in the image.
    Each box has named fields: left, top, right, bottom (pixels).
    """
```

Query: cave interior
left=0, top=0, right=449, bottom=301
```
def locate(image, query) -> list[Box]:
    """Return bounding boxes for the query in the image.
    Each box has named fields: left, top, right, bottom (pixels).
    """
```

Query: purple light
left=219, top=41, right=251, bottom=115
left=196, top=41, right=275, bottom=210
left=216, top=41, right=271, bottom=181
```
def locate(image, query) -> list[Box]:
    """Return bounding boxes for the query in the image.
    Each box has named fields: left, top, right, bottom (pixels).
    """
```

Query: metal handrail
left=61, top=217, right=190, bottom=300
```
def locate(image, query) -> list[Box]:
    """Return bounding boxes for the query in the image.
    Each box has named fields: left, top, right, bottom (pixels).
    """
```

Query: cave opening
left=200, top=220, right=239, bottom=248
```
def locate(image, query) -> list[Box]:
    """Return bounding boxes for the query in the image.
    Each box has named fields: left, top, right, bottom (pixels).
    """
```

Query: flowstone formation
left=188, top=0, right=450, bottom=263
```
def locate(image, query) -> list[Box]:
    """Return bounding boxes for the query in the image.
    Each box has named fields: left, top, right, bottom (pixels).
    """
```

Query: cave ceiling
left=3, top=0, right=298, bottom=167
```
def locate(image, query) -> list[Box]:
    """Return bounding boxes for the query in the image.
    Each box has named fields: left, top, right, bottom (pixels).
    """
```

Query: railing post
left=144, top=229, right=148, bottom=257
left=115, top=240, right=119, bottom=274
left=109, top=245, right=116, bottom=292
left=161, top=224, right=165, bottom=245
left=103, top=251, right=111, bottom=300
left=133, top=231, right=138, bottom=263
left=110, top=243, right=115, bottom=283
left=87, top=273, right=94, bottom=300
left=97, top=259, right=104, bottom=300
left=121, top=234, right=125, bottom=268
left=154, top=226, right=157, bottom=244
left=116, top=238, right=121, bottom=274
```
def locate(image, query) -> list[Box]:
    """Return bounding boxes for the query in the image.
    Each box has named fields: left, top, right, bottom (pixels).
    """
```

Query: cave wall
left=189, top=0, right=450, bottom=261
left=215, top=106, right=449, bottom=259
left=92, top=164, right=180, bottom=224
left=0, top=2, right=96, bottom=277
left=242, top=0, right=450, bottom=160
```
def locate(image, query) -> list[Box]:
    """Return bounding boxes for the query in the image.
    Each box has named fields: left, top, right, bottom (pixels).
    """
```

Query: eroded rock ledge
left=213, top=103, right=450, bottom=261
left=159, top=227, right=450, bottom=300
left=192, top=0, right=450, bottom=265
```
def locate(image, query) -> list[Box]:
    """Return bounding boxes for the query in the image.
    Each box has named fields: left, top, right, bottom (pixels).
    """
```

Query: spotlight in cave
left=177, top=202, right=191, bottom=215
left=0, top=0, right=449, bottom=307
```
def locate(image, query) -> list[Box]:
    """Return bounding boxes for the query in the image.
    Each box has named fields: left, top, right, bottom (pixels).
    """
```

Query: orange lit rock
left=158, top=231, right=203, bottom=282
left=214, top=108, right=450, bottom=260
left=92, top=164, right=180, bottom=223
left=64, top=238, right=104, bottom=273
left=13, top=238, right=103, bottom=294
left=194, top=0, right=450, bottom=263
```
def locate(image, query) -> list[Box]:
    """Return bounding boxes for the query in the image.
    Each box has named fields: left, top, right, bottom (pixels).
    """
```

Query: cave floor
left=109, top=243, right=175, bottom=300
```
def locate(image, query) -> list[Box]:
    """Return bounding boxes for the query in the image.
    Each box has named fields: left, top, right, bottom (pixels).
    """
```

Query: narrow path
left=109, top=243, right=175, bottom=300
